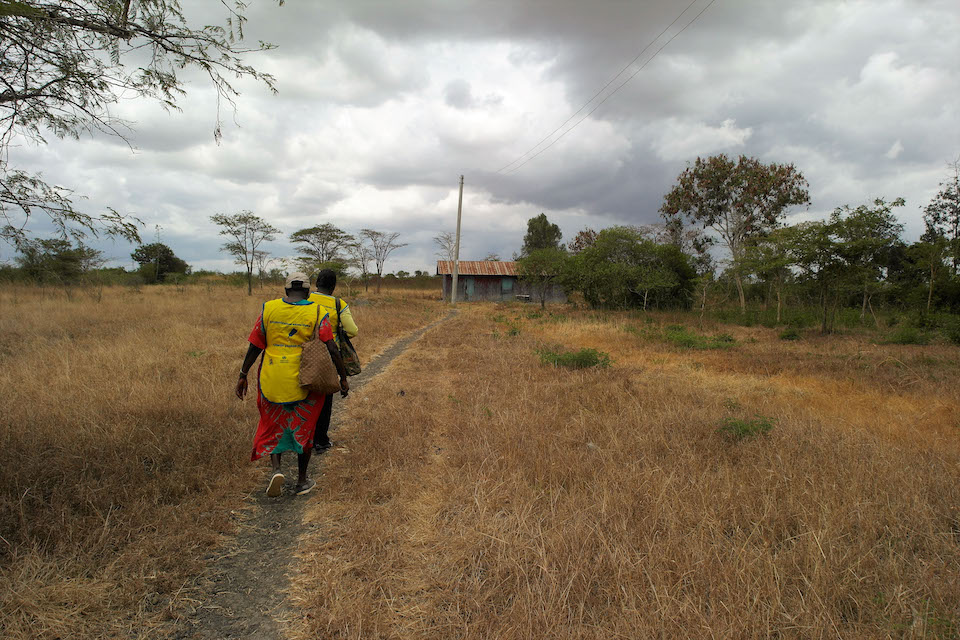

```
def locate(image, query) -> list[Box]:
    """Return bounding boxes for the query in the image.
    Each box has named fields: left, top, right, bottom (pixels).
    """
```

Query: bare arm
left=235, top=343, right=263, bottom=400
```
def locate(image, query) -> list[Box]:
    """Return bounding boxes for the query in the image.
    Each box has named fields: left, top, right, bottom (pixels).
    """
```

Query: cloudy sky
left=7, top=0, right=960, bottom=274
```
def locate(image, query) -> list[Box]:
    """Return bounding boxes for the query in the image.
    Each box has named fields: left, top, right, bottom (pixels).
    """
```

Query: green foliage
left=663, top=325, right=736, bottom=350
left=880, top=327, right=931, bottom=345
left=210, top=211, right=279, bottom=295
left=660, top=154, right=810, bottom=309
left=130, top=242, right=189, bottom=282
left=15, top=238, right=104, bottom=284
left=516, top=247, right=568, bottom=308
left=717, top=415, right=775, bottom=441
left=536, top=346, right=611, bottom=369
left=565, top=227, right=696, bottom=310
left=290, top=224, right=353, bottom=268
left=521, top=213, right=563, bottom=256
left=779, top=328, right=801, bottom=340
left=1, top=0, right=277, bottom=248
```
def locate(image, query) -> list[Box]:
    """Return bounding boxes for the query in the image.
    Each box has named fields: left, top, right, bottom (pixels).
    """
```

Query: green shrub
left=945, top=326, right=960, bottom=346
left=779, top=328, right=801, bottom=341
left=536, top=347, right=611, bottom=369
left=717, top=415, right=775, bottom=441
left=663, top=325, right=736, bottom=350
left=880, top=327, right=930, bottom=345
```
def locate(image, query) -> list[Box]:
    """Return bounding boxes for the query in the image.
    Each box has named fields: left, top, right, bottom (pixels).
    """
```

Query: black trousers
left=314, top=393, right=334, bottom=447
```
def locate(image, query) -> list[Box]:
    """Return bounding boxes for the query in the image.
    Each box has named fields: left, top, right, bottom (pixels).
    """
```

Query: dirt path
left=174, top=312, right=455, bottom=640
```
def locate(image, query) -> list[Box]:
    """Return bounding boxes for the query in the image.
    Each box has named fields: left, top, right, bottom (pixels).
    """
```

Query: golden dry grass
left=289, top=303, right=960, bottom=639
left=0, top=283, right=445, bottom=639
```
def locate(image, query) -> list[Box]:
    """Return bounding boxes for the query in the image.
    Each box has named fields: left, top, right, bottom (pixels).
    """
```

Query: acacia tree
left=211, top=212, right=279, bottom=296
left=433, top=230, right=456, bottom=262
left=0, top=1, right=279, bottom=248
left=290, top=223, right=353, bottom=273
left=345, top=238, right=374, bottom=292
left=361, top=229, right=406, bottom=293
left=661, top=154, right=810, bottom=310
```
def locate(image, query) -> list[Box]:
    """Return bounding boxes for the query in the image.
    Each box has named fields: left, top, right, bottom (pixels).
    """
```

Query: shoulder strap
left=335, top=297, right=346, bottom=342
left=314, top=303, right=321, bottom=339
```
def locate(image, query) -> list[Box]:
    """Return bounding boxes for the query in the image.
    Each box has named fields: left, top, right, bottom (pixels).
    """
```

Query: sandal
left=266, top=472, right=284, bottom=497
left=294, top=478, right=317, bottom=496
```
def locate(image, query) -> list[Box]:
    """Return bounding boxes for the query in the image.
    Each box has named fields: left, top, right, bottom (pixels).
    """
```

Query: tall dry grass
left=0, top=283, right=444, bottom=639
left=289, top=303, right=960, bottom=639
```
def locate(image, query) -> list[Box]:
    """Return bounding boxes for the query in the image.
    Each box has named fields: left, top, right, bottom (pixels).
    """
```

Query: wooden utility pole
left=451, top=175, right=464, bottom=305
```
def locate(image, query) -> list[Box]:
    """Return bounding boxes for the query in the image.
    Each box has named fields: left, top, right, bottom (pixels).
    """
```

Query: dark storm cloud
left=6, top=0, right=958, bottom=273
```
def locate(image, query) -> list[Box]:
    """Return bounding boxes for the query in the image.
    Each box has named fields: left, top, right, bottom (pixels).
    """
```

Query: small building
left=436, top=260, right=566, bottom=303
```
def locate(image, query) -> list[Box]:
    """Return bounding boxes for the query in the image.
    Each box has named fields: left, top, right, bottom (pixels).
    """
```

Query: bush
left=880, top=327, right=930, bottom=345
left=779, top=328, right=801, bottom=341
left=945, top=324, right=960, bottom=346
left=536, top=346, right=611, bottom=369
left=717, top=415, right=775, bottom=441
left=663, top=325, right=736, bottom=350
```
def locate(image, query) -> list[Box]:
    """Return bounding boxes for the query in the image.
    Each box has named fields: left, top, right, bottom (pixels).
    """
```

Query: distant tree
left=521, top=213, right=563, bottom=256
left=566, top=226, right=695, bottom=310
left=433, top=230, right=457, bottom=262
left=483, top=253, right=501, bottom=261
left=779, top=221, right=844, bottom=334
left=661, top=154, right=810, bottom=310
left=290, top=224, right=353, bottom=274
left=742, top=230, right=794, bottom=323
left=569, top=228, right=597, bottom=254
left=414, top=269, right=425, bottom=277
left=1, top=1, right=279, bottom=249
left=16, top=238, right=103, bottom=283
left=360, top=229, right=407, bottom=293
left=210, top=211, right=279, bottom=296
left=517, top=248, right=568, bottom=309
left=345, top=239, right=374, bottom=292
left=832, top=198, right=905, bottom=324
left=130, top=242, right=189, bottom=283
left=923, top=159, right=960, bottom=275
left=396, top=270, right=410, bottom=278
left=254, top=250, right=281, bottom=289
left=913, top=234, right=950, bottom=313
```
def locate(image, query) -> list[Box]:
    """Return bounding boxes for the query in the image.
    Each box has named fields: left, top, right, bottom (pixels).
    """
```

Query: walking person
left=309, top=268, right=359, bottom=452
left=235, top=273, right=349, bottom=497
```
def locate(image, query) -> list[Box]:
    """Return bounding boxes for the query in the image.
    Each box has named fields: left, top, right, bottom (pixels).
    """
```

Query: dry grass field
left=289, top=303, right=960, bottom=639
left=0, top=283, right=444, bottom=639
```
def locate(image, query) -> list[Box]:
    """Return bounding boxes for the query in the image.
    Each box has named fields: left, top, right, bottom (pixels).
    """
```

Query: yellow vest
left=309, top=293, right=342, bottom=341
left=259, top=299, right=326, bottom=404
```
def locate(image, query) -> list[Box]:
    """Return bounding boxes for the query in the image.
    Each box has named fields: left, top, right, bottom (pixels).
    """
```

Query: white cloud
left=651, top=118, right=752, bottom=161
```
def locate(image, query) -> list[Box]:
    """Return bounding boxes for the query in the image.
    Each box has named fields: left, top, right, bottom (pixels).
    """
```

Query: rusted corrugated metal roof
left=436, top=260, right=518, bottom=276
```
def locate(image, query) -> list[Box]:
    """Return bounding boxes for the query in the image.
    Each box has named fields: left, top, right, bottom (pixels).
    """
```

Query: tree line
left=515, top=154, right=960, bottom=332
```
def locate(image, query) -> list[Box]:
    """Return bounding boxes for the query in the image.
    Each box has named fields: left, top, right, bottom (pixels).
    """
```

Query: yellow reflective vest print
left=259, top=299, right=325, bottom=404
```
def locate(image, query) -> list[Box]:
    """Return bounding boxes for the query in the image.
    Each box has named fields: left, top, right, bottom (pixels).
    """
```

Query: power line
left=498, top=0, right=717, bottom=175
left=495, top=0, right=701, bottom=174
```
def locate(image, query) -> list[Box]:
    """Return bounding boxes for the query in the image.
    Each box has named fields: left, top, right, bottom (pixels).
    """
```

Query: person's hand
left=236, top=375, right=248, bottom=400
left=340, top=375, right=349, bottom=398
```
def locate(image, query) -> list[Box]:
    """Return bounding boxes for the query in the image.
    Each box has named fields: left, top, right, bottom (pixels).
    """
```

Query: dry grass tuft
left=0, top=283, right=444, bottom=639
left=289, top=303, right=960, bottom=639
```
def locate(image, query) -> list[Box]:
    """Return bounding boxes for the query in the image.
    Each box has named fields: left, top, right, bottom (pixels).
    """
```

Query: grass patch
left=880, top=327, right=931, bottom=345
left=717, top=415, right=775, bottom=441
left=779, top=328, right=801, bottom=341
left=664, top=324, right=737, bottom=350
left=536, top=346, right=611, bottom=369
